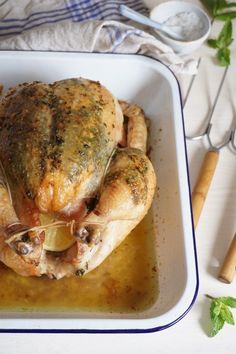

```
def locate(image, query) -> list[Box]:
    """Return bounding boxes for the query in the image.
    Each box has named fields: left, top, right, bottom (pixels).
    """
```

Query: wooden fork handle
left=218, top=234, right=236, bottom=283
left=192, top=150, right=219, bottom=229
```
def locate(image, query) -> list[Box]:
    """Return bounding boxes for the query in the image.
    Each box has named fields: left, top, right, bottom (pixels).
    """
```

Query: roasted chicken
left=0, top=78, right=156, bottom=279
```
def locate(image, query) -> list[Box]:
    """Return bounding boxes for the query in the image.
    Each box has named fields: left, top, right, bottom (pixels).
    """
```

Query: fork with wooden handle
left=189, top=67, right=236, bottom=283
left=192, top=149, right=219, bottom=229
left=218, top=234, right=236, bottom=283
left=192, top=146, right=236, bottom=283
left=189, top=68, right=228, bottom=229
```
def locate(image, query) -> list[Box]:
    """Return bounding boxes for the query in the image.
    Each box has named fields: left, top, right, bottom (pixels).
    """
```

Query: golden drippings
left=0, top=213, right=158, bottom=313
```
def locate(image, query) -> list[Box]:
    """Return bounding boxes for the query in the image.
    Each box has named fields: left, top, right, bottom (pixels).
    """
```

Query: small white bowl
left=150, top=1, right=211, bottom=55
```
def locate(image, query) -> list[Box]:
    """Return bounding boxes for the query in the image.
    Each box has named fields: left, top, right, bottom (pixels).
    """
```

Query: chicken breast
left=0, top=78, right=123, bottom=215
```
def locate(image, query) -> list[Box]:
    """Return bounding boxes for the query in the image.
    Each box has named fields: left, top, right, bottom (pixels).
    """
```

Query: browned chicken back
left=0, top=78, right=123, bottom=214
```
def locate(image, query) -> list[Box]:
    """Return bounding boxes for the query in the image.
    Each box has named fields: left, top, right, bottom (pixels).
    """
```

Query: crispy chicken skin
left=0, top=78, right=123, bottom=215
left=0, top=78, right=156, bottom=279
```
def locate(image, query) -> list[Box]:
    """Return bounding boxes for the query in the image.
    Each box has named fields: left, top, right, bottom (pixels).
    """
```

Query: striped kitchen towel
left=0, top=0, right=198, bottom=74
left=0, top=0, right=149, bottom=38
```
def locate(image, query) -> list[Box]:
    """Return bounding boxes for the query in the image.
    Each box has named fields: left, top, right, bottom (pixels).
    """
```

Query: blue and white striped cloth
left=0, top=0, right=198, bottom=74
left=0, top=0, right=148, bottom=38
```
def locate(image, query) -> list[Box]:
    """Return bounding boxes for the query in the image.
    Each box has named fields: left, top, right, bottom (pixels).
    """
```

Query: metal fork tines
left=186, top=66, right=232, bottom=150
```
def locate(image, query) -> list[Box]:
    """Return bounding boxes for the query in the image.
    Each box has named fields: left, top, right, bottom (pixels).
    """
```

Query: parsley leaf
left=216, top=11, right=236, bottom=20
left=208, top=38, right=218, bottom=48
left=200, top=0, right=220, bottom=16
left=201, top=1, right=235, bottom=66
left=220, top=304, right=235, bottom=324
left=206, top=295, right=236, bottom=336
left=210, top=315, right=225, bottom=337
left=207, top=19, right=233, bottom=66
left=210, top=300, right=221, bottom=319
left=217, top=18, right=233, bottom=47
left=218, top=297, right=236, bottom=308
left=201, top=0, right=236, bottom=16
left=217, top=46, right=231, bottom=65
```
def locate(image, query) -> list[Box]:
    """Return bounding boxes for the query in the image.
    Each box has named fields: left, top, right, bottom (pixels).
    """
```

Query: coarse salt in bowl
left=150, top=1, right=211, bottom=55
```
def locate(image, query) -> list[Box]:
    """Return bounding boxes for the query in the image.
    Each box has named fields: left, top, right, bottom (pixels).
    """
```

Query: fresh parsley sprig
left=208, top=18, right=233, bottom=66
left=201, top=0, right=236, bottom=17
left=206, top=294, right=236, bottom=336
left=216, top=11, right=236, bottom=20
left=201, top=0, right=235, bottom=66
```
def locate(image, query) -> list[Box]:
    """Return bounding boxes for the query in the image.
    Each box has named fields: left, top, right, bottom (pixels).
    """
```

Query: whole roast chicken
left=0, top=78, right=156, bottom=279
